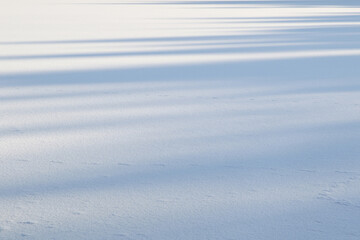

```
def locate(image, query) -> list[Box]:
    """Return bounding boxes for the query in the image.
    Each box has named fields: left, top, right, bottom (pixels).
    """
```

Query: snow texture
left=1, top=0, right=360, bottom=239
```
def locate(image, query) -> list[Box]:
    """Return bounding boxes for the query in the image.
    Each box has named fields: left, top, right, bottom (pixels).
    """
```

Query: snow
left=1, top=0, right=360, bottom=239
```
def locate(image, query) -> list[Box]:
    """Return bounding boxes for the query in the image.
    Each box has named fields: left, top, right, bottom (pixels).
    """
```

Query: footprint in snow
left=17, top=221, right=35, bottom=225
left=117, top=162, right=131, bottom=166
left=113, top=233, right=127, bottom=237
left=50, top=160, right=63, bottom=164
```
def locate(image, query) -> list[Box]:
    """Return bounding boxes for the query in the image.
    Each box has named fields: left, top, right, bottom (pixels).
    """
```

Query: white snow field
left=1, top=0, right=360, bottom=239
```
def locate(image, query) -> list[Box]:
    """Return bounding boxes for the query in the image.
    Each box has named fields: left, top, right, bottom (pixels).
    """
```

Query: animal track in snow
left=317, top=175, right=360, bottom=209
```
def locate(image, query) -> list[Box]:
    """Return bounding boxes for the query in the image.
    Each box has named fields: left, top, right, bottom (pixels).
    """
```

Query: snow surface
left=1, top=0, right=360, bottom=239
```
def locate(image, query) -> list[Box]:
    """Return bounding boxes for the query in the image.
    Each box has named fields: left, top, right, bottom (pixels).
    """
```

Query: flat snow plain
left=1, top=0, right=360, bottom=239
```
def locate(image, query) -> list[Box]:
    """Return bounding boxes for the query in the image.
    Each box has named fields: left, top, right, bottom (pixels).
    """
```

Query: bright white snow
left=1, top=0, right=360, bottom=239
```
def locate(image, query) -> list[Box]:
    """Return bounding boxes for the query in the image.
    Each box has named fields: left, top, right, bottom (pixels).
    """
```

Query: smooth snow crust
left=1, top=0, right=360, bottom=239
